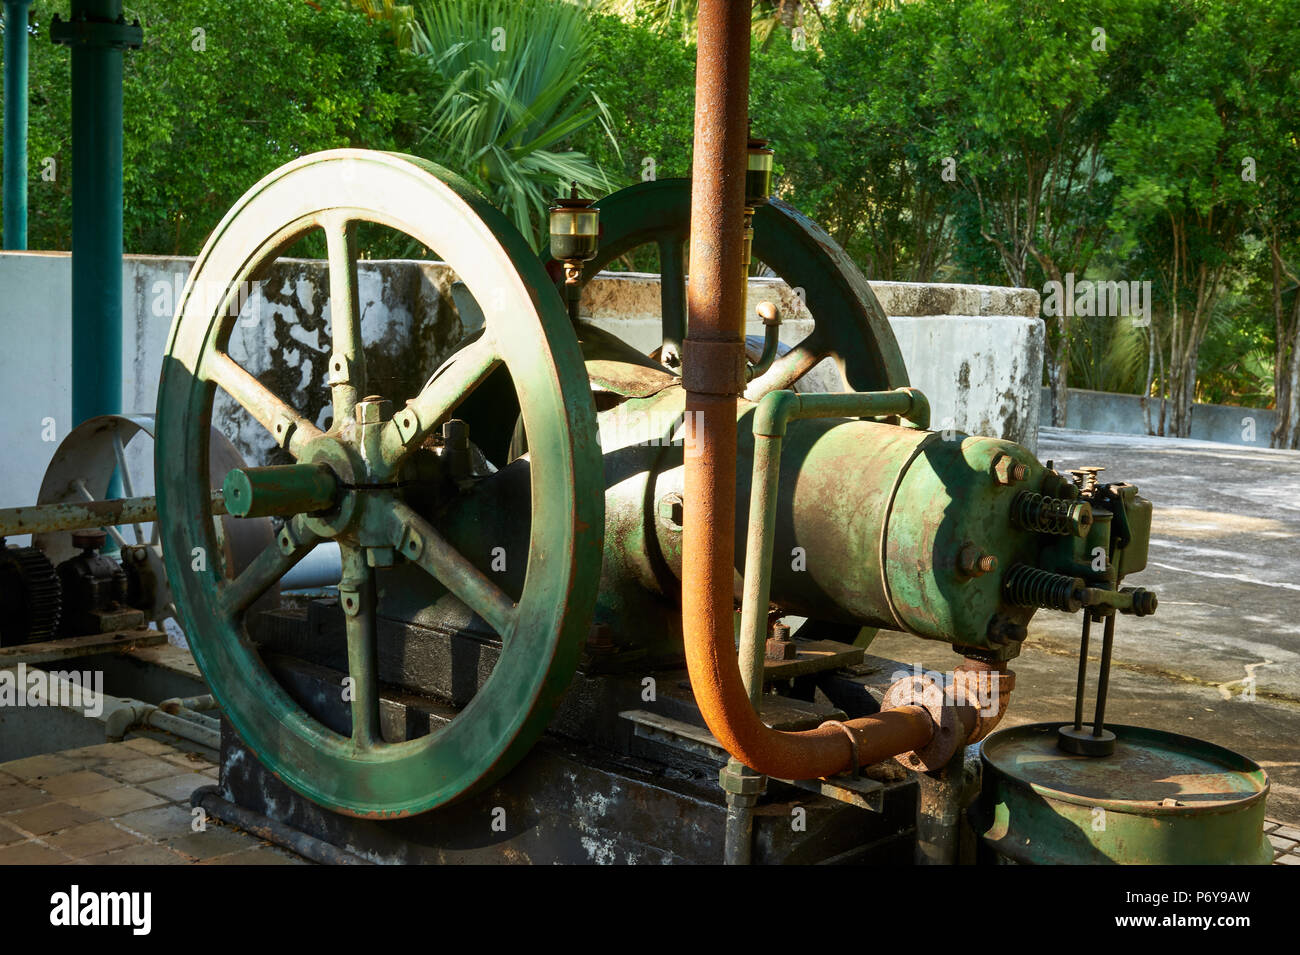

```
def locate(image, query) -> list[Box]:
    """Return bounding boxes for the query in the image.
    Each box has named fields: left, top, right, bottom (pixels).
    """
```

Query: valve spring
left=1011, top=491, right=1088, bottom=535
left=1004, top=564, right=1083, bottom=612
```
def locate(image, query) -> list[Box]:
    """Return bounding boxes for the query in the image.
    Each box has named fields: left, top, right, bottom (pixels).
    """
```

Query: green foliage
left=408, top=0, right=615, bottom=247
left=578, top=11, right=695, bottom=185
left=14, top=0, right=413, bottom=255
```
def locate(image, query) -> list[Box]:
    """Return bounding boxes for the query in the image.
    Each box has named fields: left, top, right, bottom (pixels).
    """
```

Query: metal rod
left=658, top=238, right=686, bottom=365
left=1073, top=612, right=1092, bottom=730
left=1092, top=612, right=1117, bottom=736
left=2, top=0, right=32, bottom=249
left=0, top=490, right=225, bottom=537
left=221, top=464, right=338, bottom=519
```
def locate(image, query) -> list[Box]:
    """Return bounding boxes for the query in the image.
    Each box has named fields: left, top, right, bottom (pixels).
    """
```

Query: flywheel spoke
left=322, top=213, right=366, bottom=425
left=207, top=350, right=323, bottom=457
left=218, top=516, right=320, bottom=617
left=380, top=333, right=501, bottom=471
left=339, top=545, right=382, bottom=748
left=388, top=500, right=517, bottom=641
left=744, top=333, right=824, bottom=400
left=658, top=237, right=687, bottom=366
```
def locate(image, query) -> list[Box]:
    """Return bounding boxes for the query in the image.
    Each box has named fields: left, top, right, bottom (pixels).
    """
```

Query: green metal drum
left=973, top=722, right=1272, bottom=864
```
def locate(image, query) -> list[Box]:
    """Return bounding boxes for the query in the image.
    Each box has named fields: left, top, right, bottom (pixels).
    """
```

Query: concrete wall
left=1041, top=387, right=1278, bottom=448
left=1, top=251, right=1042, bottom=515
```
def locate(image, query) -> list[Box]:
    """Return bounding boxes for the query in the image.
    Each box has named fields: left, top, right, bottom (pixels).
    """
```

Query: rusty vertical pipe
left=681, top=0, right=752, bottom=768
left=680, top=2, right=937, bottom=781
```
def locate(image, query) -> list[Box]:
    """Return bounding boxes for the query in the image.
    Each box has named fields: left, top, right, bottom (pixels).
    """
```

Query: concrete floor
left=870, top=426, right=1300, bottom=825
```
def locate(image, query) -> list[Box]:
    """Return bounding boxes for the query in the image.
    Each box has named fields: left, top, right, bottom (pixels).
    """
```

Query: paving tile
left=140, top=773, right=207, bottom=804
left=1268, top=834, right=1293, bottom=851
left=40, top=770, right=120, bottom=797
left=7, top=802, right=99, bottom=835
left=0, top=819, right=27, bottom=846
left=202, top=846, right=306, bottom=865
left=101, top=756, right=187, bottom=785
left=165, top=825, right=261, bottom=860
left=0, top=840, right=72, bottom=864
left=44, top=821, right=142, bottom=859
left=162, top=751, right=214, bottom=771
left=0, top=782, right=47, bottom=814
left=82, top=844, right=189, bottom=865
left=61, top=742, right=147, bottom=761
left=0, top=753, right=79, bottom=781
left=1276, top=854, right=1300, bottom=865
left=64, top=785, right=167, bottom=817
left=1264, top=821, right=1279, bottom=832
left=1272, top=824, right=1300, bottom=842
left=114, top=804, right=197, bottom=841
left=123, top=737, right=178, bottom=756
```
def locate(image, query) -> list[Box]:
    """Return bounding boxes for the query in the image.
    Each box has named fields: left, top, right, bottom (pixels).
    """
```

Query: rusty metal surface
left=0, top=628, right=167, bottom=666
left=761, top=638, right=863, bottom=681
left=0, top=492, right=226, bottom=537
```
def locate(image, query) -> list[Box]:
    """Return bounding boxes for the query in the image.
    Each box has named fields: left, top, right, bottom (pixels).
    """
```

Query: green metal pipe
left=747, top=323, right=781, bottom=380
left=53, top=0, right=141, bottom=425
left=737, top=427, right=782, bottom=706
left=752, top=386, right=930, bottom=437
left=737, top=387, right=929, bottom=702
left=3, top=0, right=32, bottom=249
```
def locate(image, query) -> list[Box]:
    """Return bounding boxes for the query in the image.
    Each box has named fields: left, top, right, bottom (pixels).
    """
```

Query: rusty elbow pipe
left=680, top=1, right=935, bottom=780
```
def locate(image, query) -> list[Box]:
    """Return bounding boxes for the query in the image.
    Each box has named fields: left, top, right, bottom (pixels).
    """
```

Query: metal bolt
left=355, top=395, right=392, bottom=425
left=1070, top=466, right=1105, bottom=494
left=992, top=453, right=1028, bottom=486
left=765, top=620, right=797, bottom=661
left=958, top=543, right=997, bottom=577
left=588, top=623, right=614, bottom=652
left=657, top=492, right=684, bottom=530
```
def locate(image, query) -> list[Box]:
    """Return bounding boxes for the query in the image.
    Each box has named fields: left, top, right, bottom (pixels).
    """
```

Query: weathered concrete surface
left=868, top=427, right=1300, bottom=824
left=1043, top=386, right=1279, bottom=449
left=1, top=251, right=1043, bottom=513
left=892, top=314, right=1043, bottom=452
left=570, top=271, right=1044, bottom=450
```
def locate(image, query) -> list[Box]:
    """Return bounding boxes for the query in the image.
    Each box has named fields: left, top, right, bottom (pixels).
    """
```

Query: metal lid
left=982, top=722, right=1268, bottom=814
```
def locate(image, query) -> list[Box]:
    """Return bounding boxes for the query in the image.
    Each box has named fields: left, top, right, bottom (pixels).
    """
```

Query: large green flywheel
left=156, top=150, right=603, bottom=817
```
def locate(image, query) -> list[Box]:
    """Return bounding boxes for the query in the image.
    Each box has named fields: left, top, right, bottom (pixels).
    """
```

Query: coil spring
left=1011, top=491, right=1090, bottom=536
left=1004, top=564, right=1083, bottom=612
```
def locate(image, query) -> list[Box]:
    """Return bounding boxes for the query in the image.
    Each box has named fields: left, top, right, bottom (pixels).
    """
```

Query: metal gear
left=0, top=543, right=62, bottom=646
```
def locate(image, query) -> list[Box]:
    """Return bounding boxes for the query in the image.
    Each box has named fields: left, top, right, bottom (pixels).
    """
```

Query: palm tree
left=409, top=0, right=617, bottom=246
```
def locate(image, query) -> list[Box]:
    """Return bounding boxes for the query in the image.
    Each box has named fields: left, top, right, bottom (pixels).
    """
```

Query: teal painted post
left=52, top=0, right=141, bottom=425
left=3, top=0, right=32, bottom=249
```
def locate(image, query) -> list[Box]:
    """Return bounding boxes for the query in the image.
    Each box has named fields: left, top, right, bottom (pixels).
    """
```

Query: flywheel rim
left=156, top=150, right=603, bottom=817
left=543, top=177, right=910, bottom=395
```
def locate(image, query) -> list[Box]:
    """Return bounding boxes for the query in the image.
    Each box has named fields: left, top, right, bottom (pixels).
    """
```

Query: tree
left=1108, top=0, right=1262, bottom=437
left=923, top=0, right=1144, bottom=427
left=13, top=0, right=414, bottom=256
left=1239, top=0, right=1300, bottom=448
left=814, top=4, right=956, bottom=282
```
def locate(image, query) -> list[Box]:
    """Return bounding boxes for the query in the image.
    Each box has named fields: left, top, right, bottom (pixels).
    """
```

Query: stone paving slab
left=0, top=736, right=308, bottom=866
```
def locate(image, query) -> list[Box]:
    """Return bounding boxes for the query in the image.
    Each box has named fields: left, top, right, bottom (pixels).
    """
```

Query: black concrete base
left=210, top=655, right=920, bottom=865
